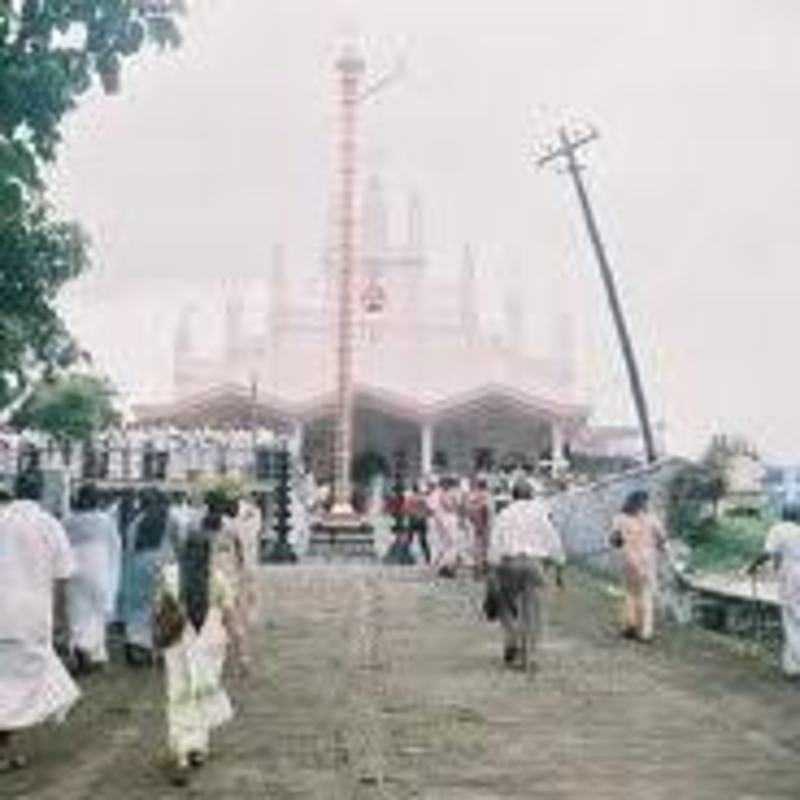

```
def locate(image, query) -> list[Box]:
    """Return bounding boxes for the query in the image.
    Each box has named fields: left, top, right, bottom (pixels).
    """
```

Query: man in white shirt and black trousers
left=483, top=479, right=565, bottom=674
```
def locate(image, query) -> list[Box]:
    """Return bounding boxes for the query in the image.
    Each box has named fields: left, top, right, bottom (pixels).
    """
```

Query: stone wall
left=550, top=457, right=690, bottom=575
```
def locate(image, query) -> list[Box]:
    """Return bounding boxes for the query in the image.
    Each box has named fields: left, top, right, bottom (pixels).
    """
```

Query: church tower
left=362, top=175, right=388, bottom=270
left=224, top=285, right=244, bottom=363
left=460, top=244, right=479, bottom=346
left=504, top=265, right=525, bottom=350
left=269, top=243, right=287, bottom=350
left=407, top=190, right=423, bottom=253
left=553, top=311, right=576, bottom=389
left=174, top=305, right=195, bottom=397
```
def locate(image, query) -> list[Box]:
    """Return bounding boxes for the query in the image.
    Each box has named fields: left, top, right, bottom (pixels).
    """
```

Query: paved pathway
left=5, top=565, right=800, bottom=799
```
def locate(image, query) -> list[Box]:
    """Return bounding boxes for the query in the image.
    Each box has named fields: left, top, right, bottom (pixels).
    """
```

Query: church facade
left=135, top=178, right=640, bottom=480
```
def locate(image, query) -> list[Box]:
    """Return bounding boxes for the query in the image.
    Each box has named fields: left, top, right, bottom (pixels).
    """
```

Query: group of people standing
left=0, top=424, right=283, bottom=483
left=389, top=474, right=498, bottom=577
left=0, top=471, right=262, bottom=785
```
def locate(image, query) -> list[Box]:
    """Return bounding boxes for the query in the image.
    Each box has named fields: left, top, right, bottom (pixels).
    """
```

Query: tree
left=0, top=0, right=185, bottom=406
left=666, top=463, right=718, bottom=541
left=12, top=373, right=120, bottom=441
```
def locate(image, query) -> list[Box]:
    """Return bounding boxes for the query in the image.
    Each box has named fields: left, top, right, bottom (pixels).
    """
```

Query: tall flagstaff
left=330, top=40, right=364, bottom=517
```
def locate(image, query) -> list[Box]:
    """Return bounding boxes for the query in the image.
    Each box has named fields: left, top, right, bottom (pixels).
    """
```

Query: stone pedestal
left=308, top=514, right=376, bottom=561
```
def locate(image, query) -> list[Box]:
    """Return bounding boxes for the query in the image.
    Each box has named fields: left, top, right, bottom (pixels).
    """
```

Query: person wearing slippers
left=0, top=471, right=81, bottom=774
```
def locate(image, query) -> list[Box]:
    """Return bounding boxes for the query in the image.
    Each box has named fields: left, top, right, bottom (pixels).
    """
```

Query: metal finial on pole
left=536, top=125, right=658, bottom=464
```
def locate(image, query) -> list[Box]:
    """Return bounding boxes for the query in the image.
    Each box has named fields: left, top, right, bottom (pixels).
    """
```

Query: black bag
left=153, top=593, right=186, bottom=650
left=483, top=587, right=500, bottom=621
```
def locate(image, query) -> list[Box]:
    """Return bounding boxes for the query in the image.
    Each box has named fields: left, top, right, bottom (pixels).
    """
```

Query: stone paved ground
left=4, top=565, right=800, bottom=799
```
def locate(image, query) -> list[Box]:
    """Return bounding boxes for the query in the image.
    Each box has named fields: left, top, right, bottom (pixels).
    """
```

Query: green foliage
left=0, top=0, right=185, bottom=407
left=0, top=200, right=89, bottom=405
left=686, top=515, right=772, bottom=573
left=0, top=1, right=186, bottom=162
left=668, top=457, right=773, bottom=572
left=666, top=463, right=721, bottom=536
left=12, top=373, right=120, bottom=441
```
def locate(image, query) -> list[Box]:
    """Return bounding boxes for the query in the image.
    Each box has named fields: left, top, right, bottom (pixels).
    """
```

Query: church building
left=135, top=177, right=640, bottom=480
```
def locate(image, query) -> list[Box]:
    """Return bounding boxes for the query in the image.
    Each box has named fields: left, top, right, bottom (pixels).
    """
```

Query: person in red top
left=405, top=482, right=431, bottom=564
left=465, top=476, right=492, bottom=579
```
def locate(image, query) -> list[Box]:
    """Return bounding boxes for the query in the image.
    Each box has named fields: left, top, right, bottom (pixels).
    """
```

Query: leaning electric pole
left=536, top=126, right=658, bottom=464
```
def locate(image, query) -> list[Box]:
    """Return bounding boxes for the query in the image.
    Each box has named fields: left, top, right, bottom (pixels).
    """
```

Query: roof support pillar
left=551, top=420, right=566, bottom=478
left=421, top=422, right=434, bottom=478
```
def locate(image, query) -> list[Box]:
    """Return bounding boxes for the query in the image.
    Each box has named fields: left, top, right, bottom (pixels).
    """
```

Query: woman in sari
left=155, top=489, right=239, bottom=786
left=427, top=476, right=463, bottom=577
left=124, top=489, right=176, bottom=665
left=610, top=490, right=667, bottom=643
left=64, top=483, right=121, bottom=671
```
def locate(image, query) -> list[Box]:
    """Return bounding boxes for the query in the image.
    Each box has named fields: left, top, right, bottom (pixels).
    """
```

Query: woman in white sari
left=155, top=489, right=239, bottom=786
left=0, top=473, right=80, bottom=772
left=64, top=483, right=121, bottom=670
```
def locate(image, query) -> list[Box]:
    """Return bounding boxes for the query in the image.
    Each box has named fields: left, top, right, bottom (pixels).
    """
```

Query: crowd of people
left=384, top=470, right=800, bottom=682
left=3, top=452, right=800, bottom=787
left=0, top=425, right=285, bottom=482
left=0, top=470, right=263, bottom=785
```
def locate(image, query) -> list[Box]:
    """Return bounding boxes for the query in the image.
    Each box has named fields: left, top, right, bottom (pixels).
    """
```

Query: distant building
left=135, top=179, right=653, bottom=479
left=765, top=465, right=800, bottom=511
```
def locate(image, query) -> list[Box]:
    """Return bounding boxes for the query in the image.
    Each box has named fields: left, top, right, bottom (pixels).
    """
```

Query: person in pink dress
left=610, top=490, right=667, bottom=643
left=427, top=476, right=462, bottom=577
left=465, top=476, right=493, bottom=579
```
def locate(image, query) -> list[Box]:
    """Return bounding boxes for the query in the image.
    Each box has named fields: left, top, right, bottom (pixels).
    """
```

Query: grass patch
left=684, top=513, right=773, bottom=572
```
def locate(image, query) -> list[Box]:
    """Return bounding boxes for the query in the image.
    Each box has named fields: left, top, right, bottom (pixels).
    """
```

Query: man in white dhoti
left=0, top=471, right=80, bottom=771
left=484, top=480, right=565, bottom=673
left=64, top=483, right=122, bottom=672
left=748, top=506, right=800, bottom=678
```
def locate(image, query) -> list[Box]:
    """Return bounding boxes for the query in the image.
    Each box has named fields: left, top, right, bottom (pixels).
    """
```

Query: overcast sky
left=52, top=0, right=800, bottom=461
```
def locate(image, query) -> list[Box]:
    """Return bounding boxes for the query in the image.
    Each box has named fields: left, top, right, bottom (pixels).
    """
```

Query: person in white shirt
left=0, top=471, right=80, bottom=772
left=484, top=479, right=565, bottom=673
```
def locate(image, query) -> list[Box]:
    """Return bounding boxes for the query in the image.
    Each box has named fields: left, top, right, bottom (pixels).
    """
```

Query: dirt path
left=4, top=565, right=800, bottom=799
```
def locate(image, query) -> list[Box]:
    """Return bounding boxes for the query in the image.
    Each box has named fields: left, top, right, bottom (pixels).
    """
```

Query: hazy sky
left=52, top=0, right=800, bottom=461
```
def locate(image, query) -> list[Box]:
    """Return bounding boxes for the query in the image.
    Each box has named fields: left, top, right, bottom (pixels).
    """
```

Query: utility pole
left=536, top=126, right=657, bottom=464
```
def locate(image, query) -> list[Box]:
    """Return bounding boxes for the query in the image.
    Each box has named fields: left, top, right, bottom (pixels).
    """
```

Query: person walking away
left=406, top=482, right=432, bottom=565
left=208, top=486, right=253, bottom=676
left=466, top=476, right=493, bottom=579
left=124, top=489, right=180, bottom=665
left=484, top=479, right=565, bottom=673
left=748, top=506, right=800, bottom=678
left=64, top=483, right=122, bottom=672
left=427, top=476, right=462, bottom=578
left=610, top=490, right=667, bottom=643
left=236, top=494, right=263, bottom=626
left=155, top=490, right=238, bottom=785
left=0, top=472, right=80, bottom=772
